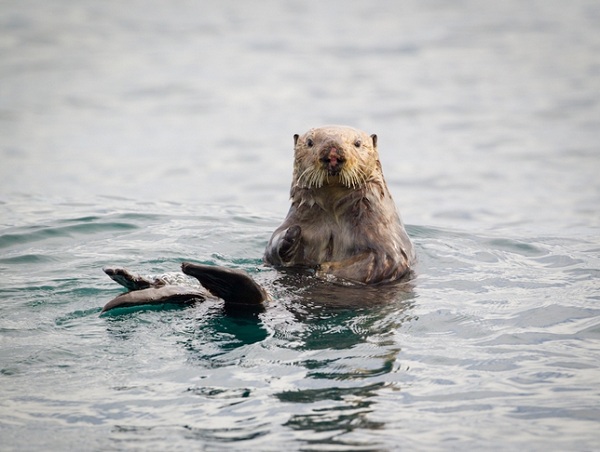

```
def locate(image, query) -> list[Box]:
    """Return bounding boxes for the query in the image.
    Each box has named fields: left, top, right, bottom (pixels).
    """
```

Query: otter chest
left=298, top=202, right=370, bottom=263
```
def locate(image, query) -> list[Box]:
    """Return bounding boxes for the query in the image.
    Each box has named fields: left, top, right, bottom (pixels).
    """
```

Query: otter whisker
left=297, top=166, right=312, bottom=185
left=298, top=166, right=323, bottom=189
left=316, top=171, right=326, bottom=188
left=339, top=166, right=367, bottom=189
left=301, top=166, right=328, bottom=189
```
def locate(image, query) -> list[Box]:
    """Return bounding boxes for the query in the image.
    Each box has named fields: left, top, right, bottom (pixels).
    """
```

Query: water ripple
left=0, top=218, right=139, bottom=249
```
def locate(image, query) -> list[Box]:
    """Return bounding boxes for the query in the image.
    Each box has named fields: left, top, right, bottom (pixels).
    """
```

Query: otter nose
left=320, top=147, right=345, bottom=175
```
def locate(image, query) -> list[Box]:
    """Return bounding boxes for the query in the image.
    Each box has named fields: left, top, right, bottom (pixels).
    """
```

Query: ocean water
left=1, top=1, right=599, bottom=450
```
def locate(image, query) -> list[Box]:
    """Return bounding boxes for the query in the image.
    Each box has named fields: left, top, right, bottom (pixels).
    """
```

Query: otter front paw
left=278, top=225, right=301, bottom=261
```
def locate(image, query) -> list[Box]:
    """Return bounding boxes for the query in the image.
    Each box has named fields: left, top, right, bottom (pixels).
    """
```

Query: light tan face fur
left=292, top=126, right=380, bottom=190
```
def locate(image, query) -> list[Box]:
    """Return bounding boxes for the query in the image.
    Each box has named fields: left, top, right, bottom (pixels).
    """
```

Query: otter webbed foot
left=181, top=262, right=267, bottom=306
left=102, top=267, right=205, bottom=313
left=103, top=267, right=167, bottom=291
left=101, top=264, right=267, bottom=314
left=101, top=285, right=205, bottom=313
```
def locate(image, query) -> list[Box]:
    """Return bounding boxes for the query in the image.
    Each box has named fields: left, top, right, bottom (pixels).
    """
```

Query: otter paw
left=279, top=225, right=301, bottom=260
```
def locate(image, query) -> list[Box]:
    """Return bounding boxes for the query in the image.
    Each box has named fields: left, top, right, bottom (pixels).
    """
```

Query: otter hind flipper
left=101, top=285, right=205, bottom=313
left=181, top=263, right=267, bottom=305
left=103, top=267, right=164, bottom=291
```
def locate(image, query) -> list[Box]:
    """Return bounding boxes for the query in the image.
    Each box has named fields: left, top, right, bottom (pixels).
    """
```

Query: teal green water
left=2, top=0, right=600, bottom=450
left=1, top=196, right=598, bottom=450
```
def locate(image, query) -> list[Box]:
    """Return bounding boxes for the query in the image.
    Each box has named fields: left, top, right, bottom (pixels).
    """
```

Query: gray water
left=1, top=1, right=599, bottom=450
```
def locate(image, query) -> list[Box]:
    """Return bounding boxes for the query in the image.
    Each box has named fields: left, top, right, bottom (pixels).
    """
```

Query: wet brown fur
left=264, top=125, right=415, bottom=284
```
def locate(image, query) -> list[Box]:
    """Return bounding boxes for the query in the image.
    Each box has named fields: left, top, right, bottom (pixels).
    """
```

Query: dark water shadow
left=205, top=305, right=269, bottom=350
left=179, top=303, right=269, bottom=363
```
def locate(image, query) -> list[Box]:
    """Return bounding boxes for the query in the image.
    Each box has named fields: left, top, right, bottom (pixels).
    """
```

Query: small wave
left=0, top=254, right=59, bottom=264
left=0, top=220, right=139, bottom=249
left=55, top=308, right=103, bottom=325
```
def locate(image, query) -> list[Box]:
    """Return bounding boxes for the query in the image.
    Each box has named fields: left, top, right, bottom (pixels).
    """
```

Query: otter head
left=292, top=126, right=380, bottom=190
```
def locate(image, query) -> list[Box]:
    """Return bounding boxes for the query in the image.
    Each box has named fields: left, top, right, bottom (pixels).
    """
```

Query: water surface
left=1, top=1, right=599, bottom=450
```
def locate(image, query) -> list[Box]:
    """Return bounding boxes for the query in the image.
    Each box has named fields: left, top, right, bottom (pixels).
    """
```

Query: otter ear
left=370, top=134, right=378, bottom=148
left=293, top=134, right=299, bottom=146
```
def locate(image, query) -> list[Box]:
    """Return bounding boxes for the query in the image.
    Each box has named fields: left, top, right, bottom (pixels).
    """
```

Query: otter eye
left=306, top=138, right=314, bottom=147
left=354, top=139, right=362, bottom=148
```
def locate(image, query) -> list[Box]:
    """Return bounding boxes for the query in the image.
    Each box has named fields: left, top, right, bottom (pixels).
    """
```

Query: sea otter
left=264, top=125, right=414, bottom=284
left=101, top=126, right=415, bottom=313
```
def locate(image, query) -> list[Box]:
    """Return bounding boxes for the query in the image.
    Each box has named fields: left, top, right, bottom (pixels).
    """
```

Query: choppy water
left=1, top=1, right=599, bottom=450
